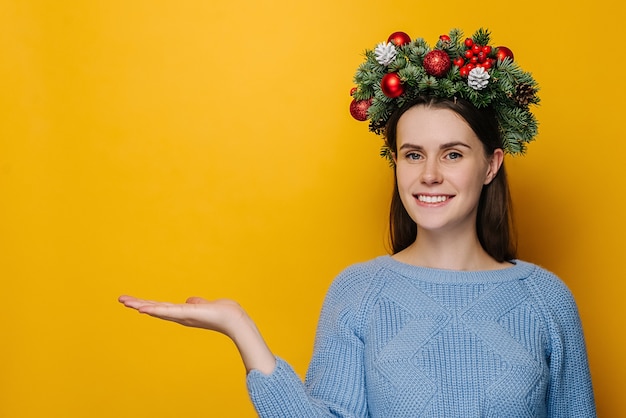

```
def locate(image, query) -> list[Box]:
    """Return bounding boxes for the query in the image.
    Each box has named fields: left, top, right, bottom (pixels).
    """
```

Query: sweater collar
left=376, top=256, right=536, bottom=284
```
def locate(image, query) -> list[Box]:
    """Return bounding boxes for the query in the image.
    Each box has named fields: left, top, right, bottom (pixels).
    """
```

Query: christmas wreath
left=349, top=28, right=540, bottom=161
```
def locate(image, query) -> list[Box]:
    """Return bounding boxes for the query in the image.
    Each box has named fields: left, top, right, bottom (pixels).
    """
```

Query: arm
left=528, top=271, right=596, bottom=417
left=247, top=264, right=376, bottom=417
left=118, top=295, right=276, bottom=374
left=119, top=262, right=375, bottom=417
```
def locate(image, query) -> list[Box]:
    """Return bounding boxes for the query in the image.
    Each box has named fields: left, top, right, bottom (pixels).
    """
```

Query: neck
left=393, top=229, right=506, bottom=271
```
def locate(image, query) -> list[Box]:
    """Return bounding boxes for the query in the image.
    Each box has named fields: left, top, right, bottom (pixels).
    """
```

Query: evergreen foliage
left=352, top=28, right=540, bottom=161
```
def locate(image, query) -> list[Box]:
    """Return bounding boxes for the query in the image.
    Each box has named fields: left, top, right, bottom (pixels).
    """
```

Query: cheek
left=394, top=169, right=411, bottom=198
left=464, top=172, right=491, bottom=199
left=468, top=160, right=492, bottom=186
left=395, top=166, right=414, bottom=192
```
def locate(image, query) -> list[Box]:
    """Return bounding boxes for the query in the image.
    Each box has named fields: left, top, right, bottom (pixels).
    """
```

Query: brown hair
left=384, top=96, right=517, bottom=262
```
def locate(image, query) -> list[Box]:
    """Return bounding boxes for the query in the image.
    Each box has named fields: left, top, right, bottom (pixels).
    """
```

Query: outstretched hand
left=118, top=295, right=246, bottom=335
left=118, top=295, right=276, bottom=374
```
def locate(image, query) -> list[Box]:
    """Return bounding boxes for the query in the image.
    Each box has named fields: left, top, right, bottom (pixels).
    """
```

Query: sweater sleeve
left=528, top=268, right=596, bottom=417
left=246, top=264, right=375, bottom=418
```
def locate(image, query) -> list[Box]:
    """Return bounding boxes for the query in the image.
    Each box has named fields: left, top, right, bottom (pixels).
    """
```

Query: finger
left=118, top=295, right=135, bottom=303
left=119, top=295, right=157, bottom=304
left=118, top=296, right=153, bottom=309
left=136, top=304, right=195, bottom=323
left=118, top=296, right=176, bottom=310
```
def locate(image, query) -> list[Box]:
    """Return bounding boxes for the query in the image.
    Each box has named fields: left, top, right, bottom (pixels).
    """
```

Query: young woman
left=119, top=28, right=596, bottom=417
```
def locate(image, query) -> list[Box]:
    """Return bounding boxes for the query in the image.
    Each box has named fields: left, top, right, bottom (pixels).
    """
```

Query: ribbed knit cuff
left=246, top=357, right=316, bottom=417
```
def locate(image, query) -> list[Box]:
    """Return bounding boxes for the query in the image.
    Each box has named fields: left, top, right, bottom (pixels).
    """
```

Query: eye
left=405, top=151, right=422, bottom=161
left=446, top=151, right=462, bottom=160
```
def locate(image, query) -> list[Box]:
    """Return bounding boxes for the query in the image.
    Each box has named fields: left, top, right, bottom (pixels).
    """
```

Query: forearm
left=230, top=315, right=276, bottom=375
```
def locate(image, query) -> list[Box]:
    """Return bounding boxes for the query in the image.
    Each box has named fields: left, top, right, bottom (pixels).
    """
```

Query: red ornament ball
left=423, top=50, right=451, bottom=78
left=381, top=73, right=404, bottom=98
left=495, top=46, right=514, bottom=62
left=387, top=31, right=411, bottom=46
left=349, top=98, right=372, bottom=121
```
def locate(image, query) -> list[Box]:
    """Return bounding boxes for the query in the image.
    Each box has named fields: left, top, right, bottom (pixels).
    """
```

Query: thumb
left=186, top=296, right=210, bottom=304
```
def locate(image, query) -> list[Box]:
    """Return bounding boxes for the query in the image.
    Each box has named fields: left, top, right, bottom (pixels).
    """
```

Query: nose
left=420, top=159, right=443, bottom=185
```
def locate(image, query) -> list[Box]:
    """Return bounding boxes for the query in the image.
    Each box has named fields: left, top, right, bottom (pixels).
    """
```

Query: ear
left=391, top=151, right=397, bottom=165
left=484, top=148, right=504, bottom=185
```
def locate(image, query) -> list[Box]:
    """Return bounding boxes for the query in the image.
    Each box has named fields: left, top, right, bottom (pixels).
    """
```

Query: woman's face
left=393, top=105, right=503, bottom=236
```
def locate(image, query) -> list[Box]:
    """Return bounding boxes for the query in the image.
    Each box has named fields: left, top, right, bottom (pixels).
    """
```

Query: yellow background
left=1, top=1, right=624, bottom=417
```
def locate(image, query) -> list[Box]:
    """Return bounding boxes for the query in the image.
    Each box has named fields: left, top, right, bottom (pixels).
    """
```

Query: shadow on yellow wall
left=0, top=1, right=624, bottom=417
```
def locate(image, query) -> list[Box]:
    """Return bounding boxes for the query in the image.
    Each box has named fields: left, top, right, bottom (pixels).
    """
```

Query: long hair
left=384, top=96, right=517, bottom=262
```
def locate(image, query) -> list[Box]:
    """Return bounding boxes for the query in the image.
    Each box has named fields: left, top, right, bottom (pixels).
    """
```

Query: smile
left=416, top=195, right=451, bottom=203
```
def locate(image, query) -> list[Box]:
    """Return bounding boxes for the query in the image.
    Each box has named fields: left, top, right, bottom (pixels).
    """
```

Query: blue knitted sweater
left=247, top=256, right=596, bottom=417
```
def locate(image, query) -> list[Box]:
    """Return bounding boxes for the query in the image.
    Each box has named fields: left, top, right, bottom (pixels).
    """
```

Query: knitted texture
left=247, top=257, right=596, bottom=417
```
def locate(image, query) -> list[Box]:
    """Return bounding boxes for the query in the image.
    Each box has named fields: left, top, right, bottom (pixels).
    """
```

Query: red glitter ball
left=349, top=98, right=372, bottom=121
left=423, top=50, right=452, bottom=78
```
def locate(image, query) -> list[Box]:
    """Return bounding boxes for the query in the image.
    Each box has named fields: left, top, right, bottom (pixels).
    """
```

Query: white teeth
left=418, top=195, right=448, bottom=203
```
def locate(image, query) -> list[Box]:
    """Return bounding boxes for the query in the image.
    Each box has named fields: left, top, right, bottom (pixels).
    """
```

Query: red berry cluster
left=454, top=38, right=495, bottom=78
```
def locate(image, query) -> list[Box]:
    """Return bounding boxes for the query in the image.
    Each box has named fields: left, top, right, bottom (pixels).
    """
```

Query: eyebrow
left=398, top=141, right=472, bottom=151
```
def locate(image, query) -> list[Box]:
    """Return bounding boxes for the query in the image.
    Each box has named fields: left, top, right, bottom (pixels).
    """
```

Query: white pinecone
left=374, top=42, right=397, bottom=66
left=468, top=67, right=490, bottom=90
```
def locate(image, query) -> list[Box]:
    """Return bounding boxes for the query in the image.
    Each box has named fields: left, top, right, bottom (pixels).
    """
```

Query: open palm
left=118, top=294, right=276, bottom=374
